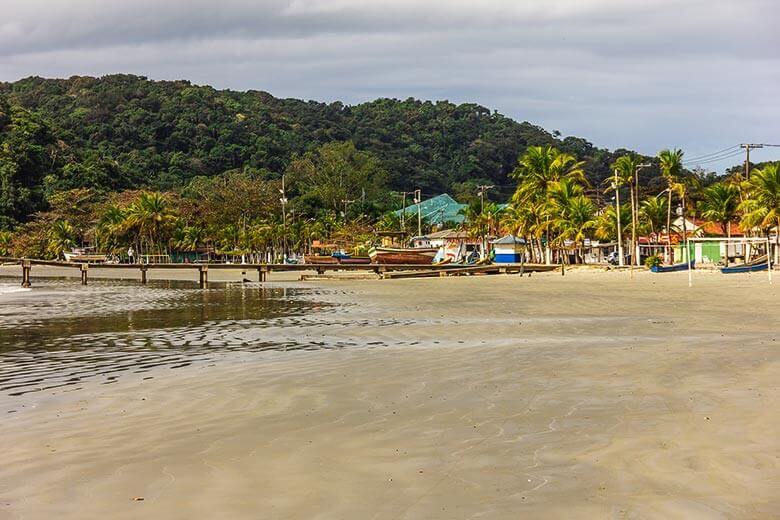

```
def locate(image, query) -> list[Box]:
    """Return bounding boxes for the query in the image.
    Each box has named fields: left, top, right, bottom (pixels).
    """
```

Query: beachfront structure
left=393, top=194, right=468, bottom=227
left=491, top=235, right=527, bottom=263
left=428, top=229, right=483, bottom=262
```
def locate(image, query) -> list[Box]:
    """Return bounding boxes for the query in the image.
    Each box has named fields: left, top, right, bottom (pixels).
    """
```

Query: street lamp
left=279, top=175, right=288, bottom=260
left=612, top=169, right=624, bottom=267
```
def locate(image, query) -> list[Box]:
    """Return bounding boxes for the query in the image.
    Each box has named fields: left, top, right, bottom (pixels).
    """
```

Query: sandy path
left=0, top=271, right=778, bottom=519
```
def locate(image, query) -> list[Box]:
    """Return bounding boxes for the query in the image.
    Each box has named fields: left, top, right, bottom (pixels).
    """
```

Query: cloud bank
left=2, top=0, right=779, bottom=169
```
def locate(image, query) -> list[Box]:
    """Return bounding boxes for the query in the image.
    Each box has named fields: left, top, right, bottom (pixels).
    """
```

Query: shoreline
left=1, top=270, right=778, bottom=518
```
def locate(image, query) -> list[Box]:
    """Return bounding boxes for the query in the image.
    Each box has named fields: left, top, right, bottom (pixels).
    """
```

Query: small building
left=427, top=229, right=482, bottom=262
left=491, top=235, right=527, bottom=263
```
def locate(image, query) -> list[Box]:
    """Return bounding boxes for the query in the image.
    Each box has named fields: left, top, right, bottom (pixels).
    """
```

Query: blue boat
left=721, top=261, right=769, bottom=274
left=651, top=260, right=694, bottom=273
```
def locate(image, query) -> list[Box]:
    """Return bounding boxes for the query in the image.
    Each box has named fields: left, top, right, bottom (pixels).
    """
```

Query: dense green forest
left=1, top=74, right=661, bottom=229
left=5, top=75, right=776, bottom=265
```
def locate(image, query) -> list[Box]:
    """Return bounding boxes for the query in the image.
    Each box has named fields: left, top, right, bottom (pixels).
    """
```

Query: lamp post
left=632, top=164, right=651, bottom=267
left=613, top=169, right=624, bottom=267
left=279, top=175, right=288, bottom=260
left=400, top=191, right=415, bottom=233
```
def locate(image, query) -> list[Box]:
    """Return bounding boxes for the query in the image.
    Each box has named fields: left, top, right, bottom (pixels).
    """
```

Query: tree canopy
left=1, top=74, right=666, bottom=228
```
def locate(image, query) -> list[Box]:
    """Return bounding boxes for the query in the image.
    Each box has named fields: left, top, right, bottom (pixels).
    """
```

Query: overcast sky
left=2, top=0, right=779, bottom=171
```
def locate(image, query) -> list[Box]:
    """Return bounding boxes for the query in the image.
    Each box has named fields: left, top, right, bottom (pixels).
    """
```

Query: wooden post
left=21, top=260, right=31, bottom=288
left=80, top=263, right=88, bottom=285
left=140, top=266, right=148, bottom=285
left=199, top=265, right=208, bottom=288
left=258, top=266, right=268, bottom=282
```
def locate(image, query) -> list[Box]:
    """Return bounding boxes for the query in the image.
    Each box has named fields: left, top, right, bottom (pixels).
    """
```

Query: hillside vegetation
left=1, top=74, right=655, bottom=228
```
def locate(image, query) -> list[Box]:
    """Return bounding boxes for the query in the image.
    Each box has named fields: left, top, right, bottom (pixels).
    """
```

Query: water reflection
left=0, top=280, right=335, bottom=398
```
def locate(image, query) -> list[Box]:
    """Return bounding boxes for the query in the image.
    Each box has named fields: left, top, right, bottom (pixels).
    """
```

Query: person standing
left=127, top=246, right=135, bottom=264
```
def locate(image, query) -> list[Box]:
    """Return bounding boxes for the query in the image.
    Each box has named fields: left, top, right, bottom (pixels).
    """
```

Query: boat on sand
left=368, top=246, right=438, bottom=265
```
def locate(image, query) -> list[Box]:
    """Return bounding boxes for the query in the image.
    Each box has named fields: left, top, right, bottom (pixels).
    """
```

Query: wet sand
left=1, top=270, right=778, bottom=518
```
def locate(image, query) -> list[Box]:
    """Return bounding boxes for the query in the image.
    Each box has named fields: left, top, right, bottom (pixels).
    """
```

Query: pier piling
left=80, top=263, right=88, bottom=285
left=21, top=260, right=31, bottom=287
left=198, top=265, right=208, bottom=288
left=140, top=266, right=148, bottom=284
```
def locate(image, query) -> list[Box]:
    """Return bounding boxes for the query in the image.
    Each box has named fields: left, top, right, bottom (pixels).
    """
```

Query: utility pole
left=740, top=143, right=763, bottom=180
left=413, top=189, right=422, bottom=238
left=613, top=169, right=624, bottom=267
left=477, top=185, right=494, bottom=259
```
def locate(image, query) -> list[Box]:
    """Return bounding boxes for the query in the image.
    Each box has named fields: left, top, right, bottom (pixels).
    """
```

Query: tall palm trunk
left=629, top=182, right=637, bottom=266
left=666, top=188, right=673, bottom=263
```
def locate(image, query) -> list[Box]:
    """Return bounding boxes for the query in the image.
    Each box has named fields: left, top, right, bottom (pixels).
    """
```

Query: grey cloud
left=1, top=0, right=779, bottom=169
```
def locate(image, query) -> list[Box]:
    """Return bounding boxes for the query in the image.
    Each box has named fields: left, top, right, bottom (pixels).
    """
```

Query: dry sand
left=1, top=269, right=778, bottom=519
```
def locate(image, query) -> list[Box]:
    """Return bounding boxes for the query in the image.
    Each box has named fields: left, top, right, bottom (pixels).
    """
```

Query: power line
left=683, top=148, right=742, bottom=165
left=683, top=144, right=740, bottom=162
left=683, top=149, right=744, bottom=166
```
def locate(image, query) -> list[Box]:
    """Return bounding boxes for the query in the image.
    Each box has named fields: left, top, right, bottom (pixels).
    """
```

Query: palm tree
left=511, top=146, right=586, bottom=204
left=739, top=163, right=780, bottom=262
left=459, top=202, right=504, bottom=258
left=95, top=204, right=127, bottom=254
left=658, top=149, right=684, bottom=262
left=700, top=183, right=739, bottom=266
left=553, top=194, right=596, bottom=263
left=125, top=192, right=176, bottom=257
left=511, top=146, right=586, bottom=263
left=639, top=195, right=669, bottom=239
left=0, top=230, right=13, bottom=257
left=47, top=220, right=76, bottom=259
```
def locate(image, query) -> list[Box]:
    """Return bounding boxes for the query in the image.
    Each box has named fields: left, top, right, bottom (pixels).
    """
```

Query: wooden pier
left=0, top=257, right=558, bottom=288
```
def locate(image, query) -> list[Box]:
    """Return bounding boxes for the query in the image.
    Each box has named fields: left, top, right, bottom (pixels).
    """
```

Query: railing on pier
left=0, top=257, right=558, bottom=288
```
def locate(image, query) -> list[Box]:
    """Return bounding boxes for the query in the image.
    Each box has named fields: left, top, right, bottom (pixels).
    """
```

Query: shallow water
left=0, top=273, right=778, bottom=518
left=0, top=279, right=336, bottom=401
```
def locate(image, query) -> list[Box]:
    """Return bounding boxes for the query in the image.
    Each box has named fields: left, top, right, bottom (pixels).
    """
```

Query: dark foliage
left=1, top=74, right=664, bottom=227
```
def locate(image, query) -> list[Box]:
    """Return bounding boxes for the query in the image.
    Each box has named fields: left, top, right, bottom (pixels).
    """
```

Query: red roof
left=691, top=218, right=745, bottom=237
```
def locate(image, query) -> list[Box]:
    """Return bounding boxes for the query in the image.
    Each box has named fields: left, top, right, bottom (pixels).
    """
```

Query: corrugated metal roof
left=393, top=194, right=467, bottom=224
left=492, top=234, right=527, bottom=245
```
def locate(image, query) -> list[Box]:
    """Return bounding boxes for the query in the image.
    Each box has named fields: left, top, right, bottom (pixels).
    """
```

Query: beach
left=0, top=269, right=778, bottom=519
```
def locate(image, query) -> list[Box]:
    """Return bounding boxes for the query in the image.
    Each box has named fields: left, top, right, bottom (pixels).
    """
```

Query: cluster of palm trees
left=18, top=145, right=780, bottom=266
left=460, top=145, right=780, bottom=265
left=42, top=191, right=365, bottom=262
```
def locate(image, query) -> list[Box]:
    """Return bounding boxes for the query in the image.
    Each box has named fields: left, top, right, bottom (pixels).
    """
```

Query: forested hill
left=0, top=74, right=647, bottom=226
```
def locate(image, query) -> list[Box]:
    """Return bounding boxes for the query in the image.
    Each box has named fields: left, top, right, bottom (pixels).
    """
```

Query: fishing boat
left=721, top=256, right=769, bottom=274
left=337, top=256, right=372, bottom=265
left=305, top=252, right=372, bottom=265
left=368, top=246, right=438, bottom=265
left=650, top=260, right=694, bottom=273
left=63, top=248, right=109, bottom=263
left=305, top=255, right=339, bottom=264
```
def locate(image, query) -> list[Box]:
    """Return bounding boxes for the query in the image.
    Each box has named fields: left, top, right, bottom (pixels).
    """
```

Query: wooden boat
left=305, top=255, right=339, bottom=264
left=63, top=250, right=108, bottom=263
left=369, top=247, right=436, bottom=265
left=721, top=256, right=769, bottom=274
left=305, top=253, right=371, bottom=265
left=337, top=256, right=371, bottom=265
left=651, top=260, right=694, bottom=273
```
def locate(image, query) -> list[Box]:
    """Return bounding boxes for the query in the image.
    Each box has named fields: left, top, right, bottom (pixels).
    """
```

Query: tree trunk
left=666, top=188, right=673, bottom=264
left=724, top=220, right=731, bottom=266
